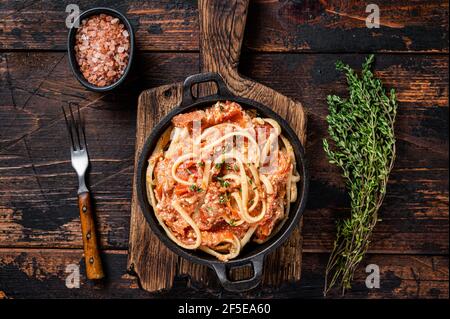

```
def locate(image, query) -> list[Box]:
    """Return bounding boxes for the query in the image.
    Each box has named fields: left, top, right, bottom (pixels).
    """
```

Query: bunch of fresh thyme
left=323, top=55, right=397, bottom=295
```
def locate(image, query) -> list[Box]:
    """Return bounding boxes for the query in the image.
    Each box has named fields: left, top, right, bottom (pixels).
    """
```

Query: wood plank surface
left=0, top=0, right=448, bottom=52
left=1, top=52, right=448, bottom=254
left=128, top=83, right=184, bottom=292
left=0, top=0, right=448, bottom=295
left=0, top=249, right=447, bottom=298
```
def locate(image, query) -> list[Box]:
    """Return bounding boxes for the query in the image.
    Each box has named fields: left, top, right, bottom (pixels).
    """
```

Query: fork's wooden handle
left=78, top=192, right=104, bottom=280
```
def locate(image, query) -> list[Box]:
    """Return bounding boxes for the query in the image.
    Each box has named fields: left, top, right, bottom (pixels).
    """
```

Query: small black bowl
left=67, top=7, right=135, bottom=92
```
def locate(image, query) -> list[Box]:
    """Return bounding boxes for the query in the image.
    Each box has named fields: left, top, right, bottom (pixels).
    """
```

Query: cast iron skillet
left=136, top=72, right=309, bottom=292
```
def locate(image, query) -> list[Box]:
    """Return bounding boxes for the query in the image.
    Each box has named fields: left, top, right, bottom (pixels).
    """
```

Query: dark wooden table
left=0, top=0, right=448, bottom=299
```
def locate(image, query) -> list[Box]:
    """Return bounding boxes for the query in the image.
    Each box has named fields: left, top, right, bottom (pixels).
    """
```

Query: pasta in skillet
left=146, top=101, right=300, bottom=261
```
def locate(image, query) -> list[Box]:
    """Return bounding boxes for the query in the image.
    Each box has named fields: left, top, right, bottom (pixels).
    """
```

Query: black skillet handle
left=211, top=254, right=264, bottom=292
left=181, top=72, right=234, bottom=107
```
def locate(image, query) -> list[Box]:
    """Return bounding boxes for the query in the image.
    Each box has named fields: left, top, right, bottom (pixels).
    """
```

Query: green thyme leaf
left=323, top=55, right=397, bottom=296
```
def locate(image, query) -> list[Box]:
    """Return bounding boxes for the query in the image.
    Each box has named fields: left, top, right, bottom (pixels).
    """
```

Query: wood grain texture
left=0, top=52, right=447, bottom=255
left=128, top=83, right=183, bottom=292
left=0, top=0, right=447, bottom=52
left=78, top=192, right=104, bottom=280
left=0, top=249, right=447, bottom=298
left=245, top=0, right=449, bottom=53
left=0, top=52, right=199, bottom=250
left=0, top=0, right=448, bottom=299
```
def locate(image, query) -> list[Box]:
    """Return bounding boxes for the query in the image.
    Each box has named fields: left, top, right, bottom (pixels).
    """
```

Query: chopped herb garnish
left=189, top=184, right=202, bottom=192
left=228, top=219, right=237, bottom=226
left=215, top=161, right=224, bottom=169
left=249, top=199, right=254, bottom=205
left=198, top=161, right=205, bottom=167
left=219, top=193, right=229, bottom=204
left=226, top=163, right=232, bottom=170
left=216, top=176, right=230, bottom=188
left=234, top=164, right=239, bottom=171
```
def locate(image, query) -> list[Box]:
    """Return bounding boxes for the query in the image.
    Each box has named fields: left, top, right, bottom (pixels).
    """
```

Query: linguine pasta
left=146, top=101, right=300, bottom=261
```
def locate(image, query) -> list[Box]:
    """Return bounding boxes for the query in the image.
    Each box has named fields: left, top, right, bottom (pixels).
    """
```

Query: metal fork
left=62, top=103, right=104, bottom=280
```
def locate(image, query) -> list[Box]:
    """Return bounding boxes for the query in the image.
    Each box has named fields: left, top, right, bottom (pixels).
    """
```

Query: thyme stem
left=323, top=55, right=397, bottom=296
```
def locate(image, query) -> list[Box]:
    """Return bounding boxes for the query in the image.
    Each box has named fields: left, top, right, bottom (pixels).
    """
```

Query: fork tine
left=62, top=105, right=75, bottom=151
left=69, top=102, right=82, bottom=150
left=76, top=104, right=87, bottom=150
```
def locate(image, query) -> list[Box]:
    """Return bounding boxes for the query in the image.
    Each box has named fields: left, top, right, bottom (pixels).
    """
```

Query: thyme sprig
left=323, top=55, right=397, bottom=296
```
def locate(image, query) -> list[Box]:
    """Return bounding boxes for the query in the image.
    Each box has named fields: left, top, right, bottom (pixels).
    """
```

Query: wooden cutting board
left=127, top=0, right=307, bottom=293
